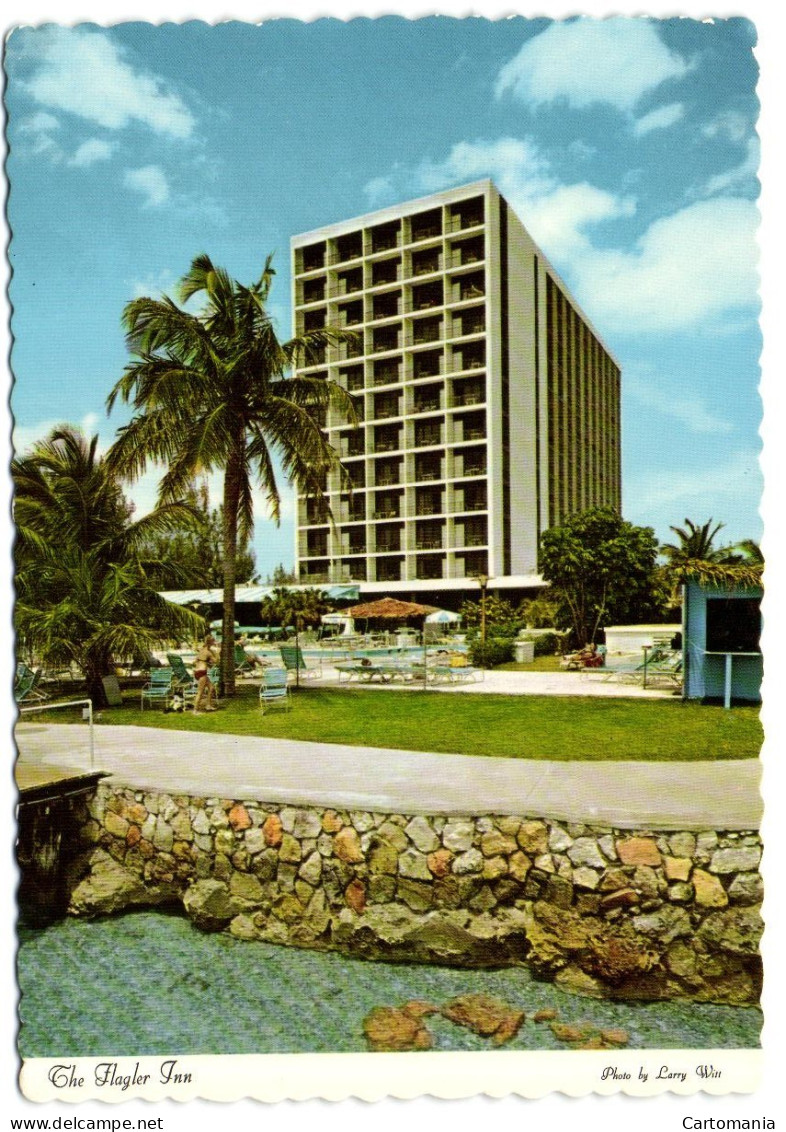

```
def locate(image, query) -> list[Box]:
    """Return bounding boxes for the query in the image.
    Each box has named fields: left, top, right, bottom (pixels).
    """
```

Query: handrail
left=18, top=698, right=94, bottom=770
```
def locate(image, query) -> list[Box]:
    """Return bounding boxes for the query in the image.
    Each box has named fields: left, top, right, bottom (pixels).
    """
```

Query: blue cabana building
left=682, top=578, right=763, bottom=706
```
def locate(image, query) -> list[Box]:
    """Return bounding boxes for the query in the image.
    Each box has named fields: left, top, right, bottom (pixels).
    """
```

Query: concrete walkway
left=317, top=665, right=676, bottom=697
left=14, top=722, right=761, bottom=831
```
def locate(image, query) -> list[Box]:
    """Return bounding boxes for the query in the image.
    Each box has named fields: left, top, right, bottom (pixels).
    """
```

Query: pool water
left=17, top=910, right=762, bottom=1057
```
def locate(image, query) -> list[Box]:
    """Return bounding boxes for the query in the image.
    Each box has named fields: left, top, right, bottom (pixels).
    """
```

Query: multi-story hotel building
left=291, top=179, right=621, bottom=600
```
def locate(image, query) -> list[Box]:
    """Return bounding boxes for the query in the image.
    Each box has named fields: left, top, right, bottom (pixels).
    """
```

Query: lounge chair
left=15, top=665, right=48, bottom=704
left=167, top=653, right=199, bottom=698
left=234, top=644, right=255, bottom=675
left=140, top=668, right=175, bottom=710
left=259, top=668, right=291, bottom=713
left=280, top=645, right=322, bottom=680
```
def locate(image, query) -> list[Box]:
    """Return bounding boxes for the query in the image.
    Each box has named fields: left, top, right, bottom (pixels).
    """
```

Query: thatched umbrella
left=341, top=596, right=440, bottom=684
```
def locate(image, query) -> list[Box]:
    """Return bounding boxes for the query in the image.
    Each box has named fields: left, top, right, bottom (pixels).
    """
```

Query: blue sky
left=5, top=14, right=763, bottom=576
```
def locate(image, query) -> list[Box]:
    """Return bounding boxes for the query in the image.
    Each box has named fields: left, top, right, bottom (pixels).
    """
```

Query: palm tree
left=106, top=254, right=356, bottom=694
left=13, top=426, right=203, bottom=703
left=660, top=518, right=729, bottom=568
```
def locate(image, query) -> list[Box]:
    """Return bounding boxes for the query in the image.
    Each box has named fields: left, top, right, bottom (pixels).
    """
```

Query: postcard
left=4, top=1, right=781, bottom=1119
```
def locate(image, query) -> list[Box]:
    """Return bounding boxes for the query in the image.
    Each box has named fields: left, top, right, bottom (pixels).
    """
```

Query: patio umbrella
left=425, top=609, right=461, bottom=623
left=341, top=597, right=440, bottom=685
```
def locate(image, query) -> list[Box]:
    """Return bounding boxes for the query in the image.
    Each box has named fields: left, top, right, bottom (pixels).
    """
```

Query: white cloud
left=703, top=110, right=751, bottom=143
left=22, top=26, right=194, bottom=139
left=13, top=412, right=101, bottom=459
left=625, top=448, right=762, bottom=517
left=364, top=175, right=396, bottom=207
left=700, top=136, right=759, bottom=198
left=626, top=372, right=733, bottom=435
left=495, top=19, right=692, bottom=112
left=124, top=165, right=171, bottom=208
left=572, top=196, right=760, bottom=333
left=18, top=110, right=60, bottom=134
left=633, top=101, right=685, bottom=137
left=68, top=138, right=116, bottom=167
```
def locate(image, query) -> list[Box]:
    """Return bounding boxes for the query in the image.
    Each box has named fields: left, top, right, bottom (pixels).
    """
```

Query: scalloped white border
left=3, top=0, right=783, bottom=1123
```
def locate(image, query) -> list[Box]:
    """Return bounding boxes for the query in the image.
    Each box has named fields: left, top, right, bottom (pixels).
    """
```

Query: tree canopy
left=539, top=508, right=663, bottom=647
left=106, top=253, right=356, bottom=693
left=13, top=427, right=203, bottom=704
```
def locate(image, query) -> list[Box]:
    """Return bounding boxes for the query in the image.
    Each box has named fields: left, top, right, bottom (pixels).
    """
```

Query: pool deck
left=14, top=719, right=762, bottom=831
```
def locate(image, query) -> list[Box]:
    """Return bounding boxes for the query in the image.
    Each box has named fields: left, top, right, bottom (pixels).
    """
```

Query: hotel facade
left=291, top=180, right=621, bottom=601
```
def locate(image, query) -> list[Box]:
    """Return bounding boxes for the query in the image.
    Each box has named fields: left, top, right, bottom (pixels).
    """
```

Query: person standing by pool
left=193, top=634, right=219, bottom=713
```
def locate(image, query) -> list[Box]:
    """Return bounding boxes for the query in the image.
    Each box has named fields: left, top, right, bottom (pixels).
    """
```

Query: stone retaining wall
left=67, top=784, right=763, bottom=1005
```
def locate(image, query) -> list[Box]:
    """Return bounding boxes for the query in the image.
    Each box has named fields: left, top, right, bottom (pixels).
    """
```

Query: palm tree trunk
left=220, top=447, right=242, bottom=697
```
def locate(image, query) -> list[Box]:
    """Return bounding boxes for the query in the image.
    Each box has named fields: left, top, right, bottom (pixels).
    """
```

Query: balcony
left=372, top=329, right=401, bottom=354
left=410, top=317, right=442, bottom=346
left=335, top=268, right=363, bottom=296
left=411, top=250, right=441, bottom=277
left=337, top=341, right=363, bottom=362
left=301, top=278, right=326, bottom=304
left=300, top=242, right=326, bottom=273
left=453, top=272, right=485, bottom=303
left=414, top=426, right=442, bottom=448
left=372, top=294, right=401, bottom=321
left=374, top=429, right=400, bottom=453
left=335, top=231, right=362, bottom=263
left=371, top=260, right=400, bottom=287
left=449, top=235, right=484, bottom=268
left=414, top=396, right=441, bottom=414
left=376, top=561, right=402, bottom=582
left=338, top=301, right=363, bottom=327
left=411, top=282, right=443, bottom=311
left=370, top=221, right=401, bottom=254
left=415, top=460, right=443, bottom=482
left=412, top=350, right=443, bottom=380
left=410, top=209, right=442, bottom=243
left=373, top=365, right=401, bottom=387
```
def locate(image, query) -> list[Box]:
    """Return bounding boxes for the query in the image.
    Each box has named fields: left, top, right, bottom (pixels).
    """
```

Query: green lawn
left=59, top=684, right=763, bottom=761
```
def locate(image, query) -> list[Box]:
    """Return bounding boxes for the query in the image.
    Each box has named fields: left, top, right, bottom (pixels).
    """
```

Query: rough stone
left=298, top=851, right=323, bottom=887
left=453, top=848, right=484, bottom=875
left=377, top=821, right=409, bottom=852
left=228, top=804, right=252, bottom=832
left=68, top=849, right=180, bottom=916
left=668, top=882, right=694, bottom=904
left=663, top=856, right=692, bottom=882
left=507, top=851, right=531, bottom=882
left=105, top=811, right=130, bottom=840
left=399, top=848, right=432, bottom=881
left=482, top=855, right=508, bottom=881
left=277, top=833, right=302, bottom=864
left=727, top=872, right=763, bottom=905
left=548, top=825, right=572, bottom=853
left=405, top=816, right=440, bottom=853
left=441, top=994, right=525, bottom=1044
left=397, top=877, right=433, bottom=912
left=262, top=814, right=283, bottom=847
left=350, top=811, right=376, bottom=833
left=480, top=831, right=517, bottom=858
left=293, top=810, right=322, bottom=840
left=334, top=826, right=364, bottom=864
left=568, top=838, right=607, bottom=869
left=213, top=828, right=235, bottom=857
left=321, top=810, right=343, bottom=833
left=497, top=816, right=521, bottom=838
left=598, top=835, right=617, bottom=861
left=363, top=1006, right=432, bottom=1052
left=442, top=821, right=475, bottom=853
left=632, top=866, right=661, bottom=900
left=572, top=867, right=601, bottom=890
left=669, top=831, right=697, bottom=859
left=709, top=847, right=761, bottom=874
left=600, top=888, right=640, bottom=911
left=272, top=893, right=305, bottom=924
left=534, top=853, right=555, bottom=874
left=616, top=837, right=661, bottom=867
left=697, top=907, right=763, bottom=956
left=345, top=878, right=366, bottom=913
left=228, top=913, right=259, bottom=941
left=693, top=869, right=729, bottom=908
left=427, top=849, right=453, bottom=878
left=517, top=821, right=548, bottom=855
left=632, top=905, right=691, bottom=945
left=182, top=879, right=239, bottom=931
left=368, top=875, right=397, bottom=904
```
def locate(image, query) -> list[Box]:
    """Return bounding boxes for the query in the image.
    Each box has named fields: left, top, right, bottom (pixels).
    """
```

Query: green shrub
left=469, top=637, right=515, bottom=668
left=531, top=632, right=563, bottom=657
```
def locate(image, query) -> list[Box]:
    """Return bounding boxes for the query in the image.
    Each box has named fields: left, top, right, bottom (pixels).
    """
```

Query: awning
left=160, top=583, right=361, bottom=606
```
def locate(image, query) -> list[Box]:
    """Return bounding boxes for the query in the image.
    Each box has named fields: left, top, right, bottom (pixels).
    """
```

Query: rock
left=632, top=905, right=691, bottom=945
left=252, top=848, right=279, bottom=882
left=697, top=907, right=764, bottom=956
left=363, top=1006, right=432, bottom=1052
left=632, top=865, right=661, bottom=900
left=182, top=879, right=239, bottom=931
left=298, top=851, right=323, bottom=886
left=669, top=831, right=697, bottom=859
left=68, top=849, right=180, bottom=916
left=693, top=868, right=728, bottom=907
left=345, top=878, right=366, bottom=913
left=397, top=878, right=433, bottom=912
left=376, top=821, right=408, bottom=852
left=441, top=994, right=525, bottom=1043
left=350, top=811, right=375, bottom=833
left=553, top=966, right=606, bottom=999
left=244, top=827, right=266, bottom=855
left=601, top=1028, right=629, bottom=1047
left=402, top=1000, right=439, bottom=1019
left=548, top=825, right=572, bottom=853
left=534, top=853, right=555, bottom=874
left=192, top=809, right=211, bottom=836
left=405, top=816, right=439, bottom=853
left=482, top=856, right=508, bottom=881
left=262, top=814, right=283, bottom=847
left=334, top=827, right=364, bottom=863
left=292, top=810, right=322, bottom=839
left=229, top=913, right=259, bottom=940
left=228, top=804, right=252, bottom=832
left=598, top=835, right=617, bottom=861
left=551, top=1022, right=590, bottom=1043
left=272, top=893, right=305, bottom=924
left=278, top=833, right=302, bottom=864
left=321, top=810, right=343, bottom=833
left=368, top=875, right=397, bottom=903
left=399, top=848, right=432, bottom=881
left=453, top=848, right=484, bottom=875
left=568, top=838, right=607, bottom=869
left=533, top=1008, right=559, bottom=1022
left=572, top=867, right=601, bottom=890
left=105, top=811, right=130, bottom=840
left=442, top=821, right=475, bottom=853
left=663, top=856, right=692, bottom=882
left=668, top=882, right=694, bottom=904
left=584, top=931, right=660, bottom=982
left=508, top=851, right=531, bottom=882
left=665, top=940, right=699, bottom=978
left=480, top=831, right=517, bottom=857
left=709, top=847, right=761, bottom=874
left=600, top=888, right=640, bottom=911
left=517, top=821, right=548, bottom=855
left=616, top=837, right=661, bottom=867
left=227, top=872, right=265, bottom=904
left=727, top=872, right=763, bottom=905
left=427, top=849, right=453, bottom=878
left=497, top=817, right=522, bottom=838
left=543, top=875, right=574, bottom=908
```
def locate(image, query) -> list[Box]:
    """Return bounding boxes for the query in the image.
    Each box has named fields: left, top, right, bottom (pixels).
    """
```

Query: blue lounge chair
left=141, top=668, right=175, bottom=710
left=259, top=668, right=291, bottom=713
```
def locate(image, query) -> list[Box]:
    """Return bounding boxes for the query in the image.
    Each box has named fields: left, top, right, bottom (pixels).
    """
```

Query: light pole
left=477, top=573, right=489, bottom=646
